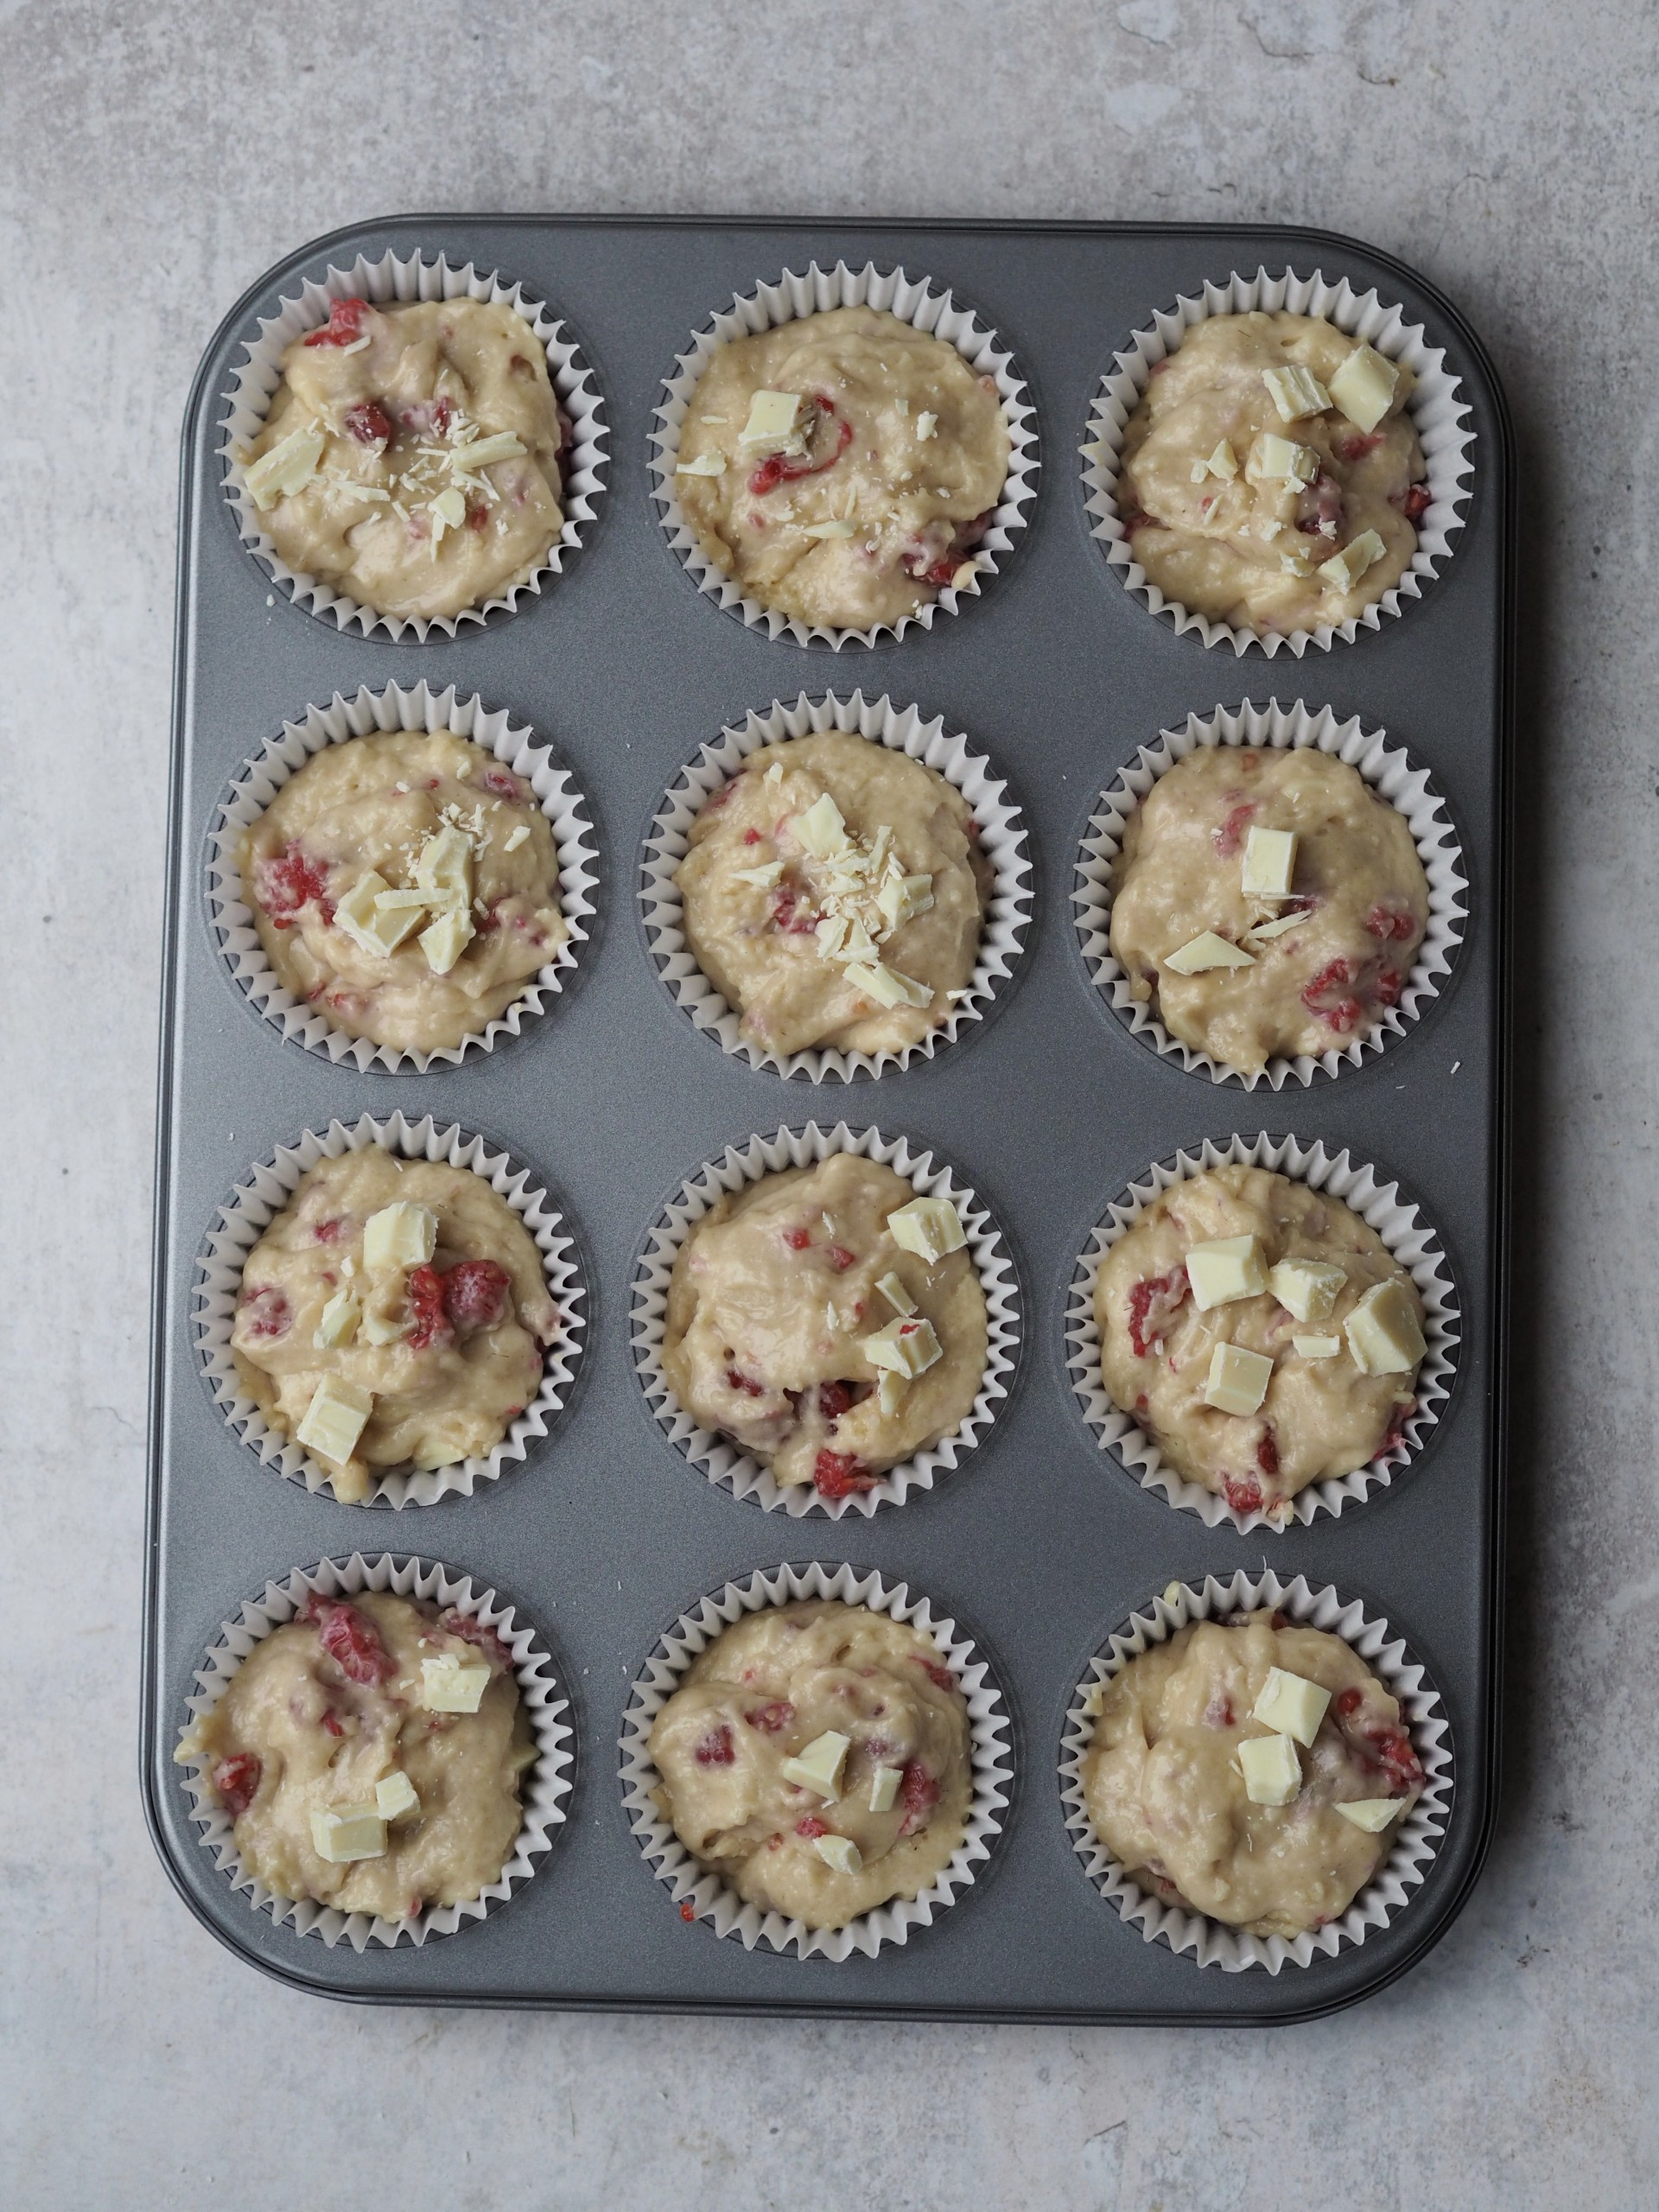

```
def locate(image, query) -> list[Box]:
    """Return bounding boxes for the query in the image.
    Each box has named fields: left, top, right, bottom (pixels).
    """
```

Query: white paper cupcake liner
left=1081, top=265, right=1475, bottom=656
left=207, top=679, right=599, bottom=1074
left=641, top=691, right=1031, bottom=1081
left=1073, top=697, right=1468, bottom=1089
left=194, top=1112, right=585, bottom=1508
left=620, top=1560, right=1011, bottom=1961
left=175, top=1551, right=573, bottom=1951
left=1061, top=1570, right=1452, bottom=1974
left=1066, top=1131, right=1459, bottom=1534
left=220, top=247, right=607, bottom=641
left=649, top=260, right=1039, bottom=649
left=632, top=1122, right=1020, bottom=1517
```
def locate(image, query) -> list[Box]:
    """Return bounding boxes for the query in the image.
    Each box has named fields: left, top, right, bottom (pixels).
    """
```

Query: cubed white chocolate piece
left=1185, top=1234, right=1268, bottom=1311
left=1344, top=1280, right=1427, bottom=1375
left=1262, top=365, right=1332, bottom=422
left=365, top=891, right=429, bottom=953
left=875, top=1271, right=917, bottom=1317
left=333, top=870, right=394, bottom=957
left=868, top=1764, right=903, bottom=1814
left=875, top=871, right=935, bottom=932
left=857, top=962, right=931, bottom=1009
left=416, top=825, right=474, bottom=897
left=887, top=1196, right=966, bottom=1263
left=1268, top=1257, right=1347, bottom=1324
left=313, top=1287, right=361, bottom=1350
left=359, top=1306, right=408, bottom=1347
left=362, top=1201, right=438, bottom=1273
left=376, top=1770, right=421, bottom=1821
left=812, top=1833, right=863, bottom=1875
left=295, top=1375, right=374, bottom=1464
left=781, top=1731, right=850, bottom=1799
left=309, top=1804, right=387, bottom=1863
left=1334, top=1796, right=1403, bottom=1833
left=1318, top=529, right=1387, bottom=592
left=245, top=423, right=325, bottom=509
left=1247, top=431, right=1320, bottom=484
left=430, top=486, right=467, bottom=531
left=1252, top=1666, right=1332, bottom=1747
left=1203, top=1341, right=1274, bottom=1416
left=1205, top=437, right=1239, bottom=479
left=675, top=449, right=728, bottom=476
left=1238, top=1732, right=1302, bottom=1806
left=860, top=1314, right=944, bottom=1380
left=1327, top=343, right=1400, bottom=434
left=447, top=431, right=525, bottom=473
left=734, top=861, right=785, bottom=889
left=1164, top=931, right=1255, bottom=975
left=738, top=390, right=804, bottom=447
left=876, top=1368, right=907, bottom=1417
left=915, top=410, right=938, bottom=441
left=501, top=823, right=531, bottom=853
left=421, top=1653, right=491, bottom=1713
left=1293, top=1332, right=1343, bottom=1359
left=791, top=792, right=849, bottom=858
left=419, top=904, right=474, bottom=976
left=802, top=518, right=855, bottom=539
left=1241, top=826, right=1298, bottom=898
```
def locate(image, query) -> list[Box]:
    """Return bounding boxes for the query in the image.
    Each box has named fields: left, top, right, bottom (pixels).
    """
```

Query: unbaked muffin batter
left=1095, top=1165, right=1426, bottom=1519
left=1084, top=1612, right=1424, bottom=1939
left=1109, top=746, right=1428, bottom=1074
left=232, top=1150, right=558, bottom=1502
left=186, top=1590, right=534, bottom=1922
left=677, top=734, right=990, bottom=1059
left=661, top=1154, right=988, bottom=1500
left=239, top=730, right=568, bottom=1056
left=649, top=1600, right=972, bottom=1930
left=675, top=306, right=1009, bottom=630
left=241, top=296, right=569, bottom=622
left=1119, top=312, right=1427, bottom=634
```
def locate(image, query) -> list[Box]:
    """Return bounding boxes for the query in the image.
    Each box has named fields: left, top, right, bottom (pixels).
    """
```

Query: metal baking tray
left=144, top=215, right=1511, bottom=2023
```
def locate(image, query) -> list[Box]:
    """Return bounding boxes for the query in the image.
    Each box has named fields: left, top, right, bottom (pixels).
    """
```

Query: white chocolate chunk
left=363, top=1201, right=437, bottom=1273
left=245, top=423, right=326, bottom=508
left=675, top=450, right=728, bottom=476
left=738, top=390, right=803, bottom=447
left=887, top=1196, right=966, bottom=1263
left=1262, top=364, right=1332, bottom=421
left=1268, top=1257, right=1347, bottom=1324
left=1327, top=343, right=1400, bottom=434
left=916, top=410, right=938, bottom=441
left=1242, top=908, right=1310, bottom=945
left=791, top=793, right=849, bottom=859
left=1318, top=529, right=1387, bottom=592
left=802, top=518, right=855, bottom=539
left=781, top=1731, right=850, bottom=1799
left=501, top=823, right=531, bottom=854
left=416, top=824, right=474, bottom=898
left=1185, top=1234, right=1268, bottom=1311
left=813, top=1833, right=863, bottom=1875
left=734, top=861, right=785, bottom=888
left=309, top=1804, right=387, bottom=1863
left=1238, top=1732, right=1302, bottom=1806
left=950, top=560, right=980, bottom=590
left=419, top=904, right=475, bottom=976
left=1335, top=1797, right=1402, bottom=1833
left=421, top=1653, right=492, bottom=1713
left=295, top=1375, right=374, bottom=1463
left=1203, top=437, right=1239, bottom=480
left=365, top=892, right=428, bottom=952
left=359, top=1306, right=408, bottom=1348
left=876, top=1368, right=907, bottom=1417
left=876, top=1271, right=917, bottom=1317
left=860, top=1314, right=943, bottom=1380
left=1164, top=931, right=1255, bottom=975
left=375, top=1770, right=421, bottom=1821
left=868, top=1764, right=903, bottom=1814
left=1293, top=1332, right=1343, bottom=1359
left=1241, top=826, right=1298, bottom=898
left=1279, top=549, right=1316, bottom=578
left=334, top=870, right=417, bottom=959
left=1248, top=432, right=1320, bottom=485
left=447, top=431, right=525, bottom=472
left=857, top=960, right=931, bottom=1009
left=430, top=486, right=467, bottom=531
left=1344, top=1280, right=1427, bottom=1375
left=1203, top=1341, right=1274, bottom=1416
left=874, top=871, right=935, bottom=932
left=1252, top=1667, right=1332, bottom=1747
left=313, top=1287, right=361, bottom=1350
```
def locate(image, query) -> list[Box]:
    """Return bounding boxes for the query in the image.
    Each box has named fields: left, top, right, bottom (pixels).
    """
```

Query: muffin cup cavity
left=1060, top=1570, right=1452, bottom=1974
left=1073, top=697, right=1467, bottom=1090
left=1081, top=264, right=1475, bottom=657
left=641, top=690, right=1031, bottom=1082
left=650, top=260, right=1039, bottom=649
left=620, top=1560, right=1011, bottom=1961
left=1066, top=1131, right=1459, bottom=1535
left=220, top=247, right=607, bottom=641
left=209, top=679, right=599, bottom=1074
left=632, top=1122, right=1020, bottom=1518
left=194, top=1112, right=586, bottom=1508
left=175, top=1551, right=573, bottom=1951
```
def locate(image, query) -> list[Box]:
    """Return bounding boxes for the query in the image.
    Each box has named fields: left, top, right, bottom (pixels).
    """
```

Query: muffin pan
left=145, top=216, right=1510, bottom=2023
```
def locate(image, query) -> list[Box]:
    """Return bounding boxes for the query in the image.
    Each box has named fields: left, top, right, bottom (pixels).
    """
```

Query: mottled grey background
left=2, top=2, right=1652, bottom=2207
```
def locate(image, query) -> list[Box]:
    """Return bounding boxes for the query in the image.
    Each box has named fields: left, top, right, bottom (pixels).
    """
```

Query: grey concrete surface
left=2, top=3, right=1654, bottom=2206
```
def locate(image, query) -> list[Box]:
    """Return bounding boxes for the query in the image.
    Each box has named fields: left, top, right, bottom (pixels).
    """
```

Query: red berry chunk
left=1300, top=958, right=1363, bottom=1034
left=252, top=842, right=331, bottom=926
left=726, top=1367, right=766, bottom=1397
left=817, top=1381, right=853, bottom=1422
left=742, top=827, right=761, bottom=845
left=744, top=1700, right=794, bottom=1734
left=1203, top=1692, right=1234, bottom=1729
left=1127, top=1267, right=1189, bottom=1359
left=1395, top=483, right=1432, bottom=523
left=405, top=1263, right=453, bottom=1352
left=212, top=1751, right=261, bottom=1816
left=303, top=296, right=370, bottom=347
left=1212, top=802, right=1257, bottom=858
left=783, top=1226, right=812, bottom=1251
left=480, top=765, right=525, bottom=802
left=1382, top=1399, right=1416, bottom=1453
left=898, top=1761, right=940, bottom=1834
left=1335, top=1686, right=1364, bottom=1718
left=913, top=1656, right=956, bottom=1694
left=1365, top=902, right=1416, bottom=942
left=313, top=1217, right=345, bottom=1244
left=794, top=1814, right=829, bottom=1839
left=1256, top=1428, right=1280, bottom=1478
left=1368, top=1725, right=1424, bottom=1794
left=321, top=1709, right=345, bottom=1738
left=239, top=1286, right=289, bottom=1340
left=1374, top=967, right=1403, bottom=1008
left=465, top=500, right=489, bottom=531
left=813, top=1449, right=876, bottom=1498
left=441, top=1259, right=510, bottom=1334
left=437, top=1608, right=514, bottom=1675
left=302, top=1595, right=396, bottom=1687
left=1222, top=1472, right=1264, bottom=1516
left=768, top=881, right=819, bottom=935
left=694, top=1724, right=735, bottom=1767
left=747, top=399, right=854, bottom=494
left=679, top=1900, right=696, bottom=1921
left=827, top=1245, right=856, bottom=1273
left=343, top=400, right=392, bottom=446
left=1333, top=430, right=1383, bottom=463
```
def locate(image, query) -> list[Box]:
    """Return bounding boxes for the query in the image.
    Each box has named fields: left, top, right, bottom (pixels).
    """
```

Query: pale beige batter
left=675, top=306, right=1009, bottom=630
left=1109, top=746, right=1428, bottom=1075
left=232, top=1150, right=558, bottom=1503
left=649, top=1600, right=972, bottom=1930
left=1119, top=312, right=1428, bottom=634
left=239, top=729, right=568, bottom=1056
left=241, top=296, right=568, bottom=622
left=677, top=734, right=990, bottom=1059
left=1084, top=1613, right=1423, bottom=1940
left=186, top=1590, right=533, bottom=1922
left=661, top=1155, right=988, bottom=1500
left=1095, top=1165, right=1425, bottom=1520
